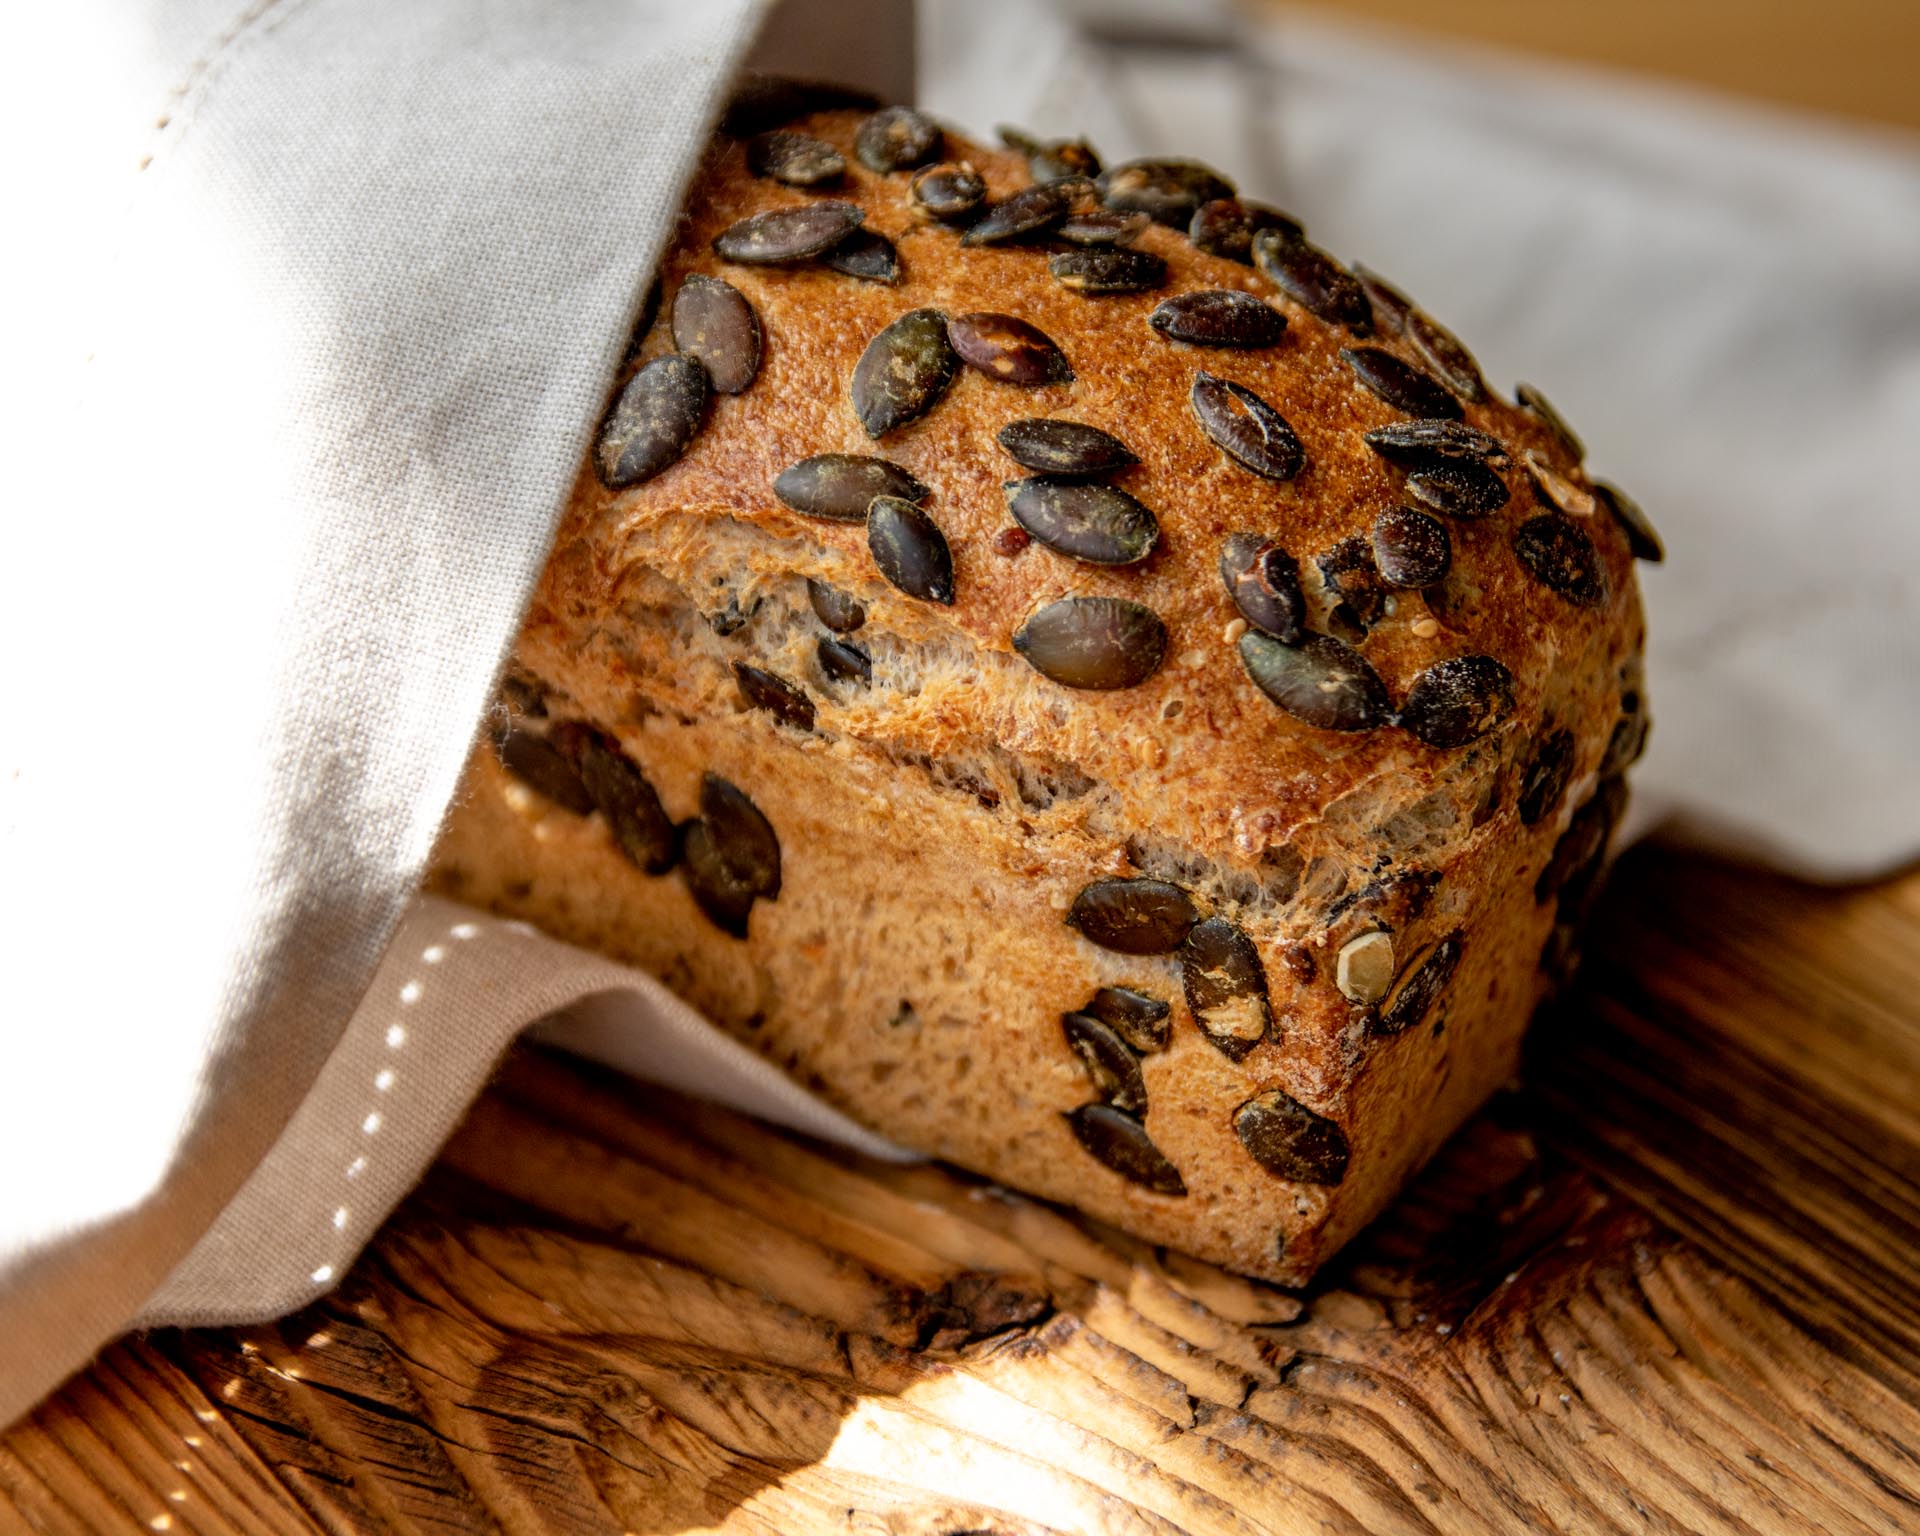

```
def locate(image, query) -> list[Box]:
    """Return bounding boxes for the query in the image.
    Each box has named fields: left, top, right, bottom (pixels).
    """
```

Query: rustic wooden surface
left=6, top=842, right=1920, bottom=1535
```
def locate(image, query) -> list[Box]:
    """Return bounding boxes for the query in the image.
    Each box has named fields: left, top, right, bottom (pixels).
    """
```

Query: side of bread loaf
left=429, top=93, right=1653, bottom=1283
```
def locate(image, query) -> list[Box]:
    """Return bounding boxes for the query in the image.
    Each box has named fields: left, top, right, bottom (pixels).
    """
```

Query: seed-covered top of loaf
left=556, top=88, right=1655, bottom=878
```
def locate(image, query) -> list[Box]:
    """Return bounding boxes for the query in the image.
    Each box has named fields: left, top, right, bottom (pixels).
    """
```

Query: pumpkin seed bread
left=428, top=88, right=1655, bottom=1284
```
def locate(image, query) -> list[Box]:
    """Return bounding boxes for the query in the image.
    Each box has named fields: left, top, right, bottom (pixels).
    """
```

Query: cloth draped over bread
left=4, top=0, right=1917, bottom=1427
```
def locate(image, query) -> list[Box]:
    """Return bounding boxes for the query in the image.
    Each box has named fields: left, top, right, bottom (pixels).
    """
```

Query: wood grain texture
left=5, top=844, right=1919, bottom=1535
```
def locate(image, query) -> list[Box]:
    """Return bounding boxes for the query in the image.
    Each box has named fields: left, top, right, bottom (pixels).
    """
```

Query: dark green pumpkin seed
left=1062, top=1012, right=1148, bottom=1114
left=1252, top=229, right=1371, bottom=331
left=1370, top=507, right=1451, bottom=587
left=1005, top=476, right=1158, bottom=566
left=1233, top=1089, right=1350, bottom=1185
left=1351, top=265, right=1414, bottom=334
left=1595, top=480, right=1663, bottom=563
left=720, top=76, right=879, bottom=138
left=1219, top=533, right=1305, bottom=642
left=910, top=162, right=986, bottom=220
left=1405, top=461, right=1510, bottom=518
left=732, top=663, right=815, bottom=732
left=595, top=353, right=708, bottom=489
left=816, top=636, right=872, bottom=688
left=496, top=729, right=594, bottom=816
left=1030, top=137, right=1103, bottom=183
left=996, top=418, right=1138, bottom=477
left=1057, top=209, right=1148, bottom=246
left=948, top=312, right=1074, bottom=385
left=1238, top=630, right=1389, bottom=731
left=1364, top=419, right=1509, bottom=468
left=1049, top=248, right=1167, bottom=295
left=1188, top=198, right=1303, bottom=264
left=1513, top=513, right=1606, bottom=606
left=1408, top=309, right=1485, bottom=400
left=806, top=578, right=867, bottom=633
left=681, top=820, right=754, bottom=937
left=1399, top=655, right=1514, bottom=748
left=1014, top=597, right=1169, bottom=690
left=1067, top=877, right=1197, bottom=954
left=1084, top=986, right=1171, bottom=1053
left=775, top=454, right=928, bottom=522
left=961, top=181, right=1077, bottom=246
left=671, top=275, right=762, bottom=394
left=1181, top=917, right=1271, bottom=1061
left=850, top=308, right=957, bottom=437
left=552, top=722, right=676, bottom=873
left=868, top=495, right=955, bottom=604
left=1316, top=534, right=1388, bottom=639
left=1098, top=158, right=1234, bottom=227
left=823, top=229, right=901, bottom=284
left=854, top=106, right=941, bottom=172
left=1066, top=1104, right=1186, bottom=1196
left=1190, top=372, right=1305, bottom=480
left=713, top=201, right=864, bottom=263
left=1150, top=290, right=1287, bottom=348
left=1536, top=777, right=1626, bottom=908
left=702, top=773, right=781, bottom=899
left=1515, top=382, right=1585, bottom=461
left=1341, top=346, right=1461, bottom=420
left=1518, top=727, right=1576, bottom=826
left=1375, top=933, right=1464, bottom=1036
left=745, top=129, right=845, bottom=186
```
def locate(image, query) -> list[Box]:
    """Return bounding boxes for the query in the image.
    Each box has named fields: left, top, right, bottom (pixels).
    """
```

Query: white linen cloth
left=5, top=0, right=1918, bottom=1429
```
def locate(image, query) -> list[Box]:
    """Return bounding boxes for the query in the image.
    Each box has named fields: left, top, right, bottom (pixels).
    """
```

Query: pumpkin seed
left=1057, top=209, right=1148, bottom=246
left=823, top=229, right=901, bottom=284
left=1031, top=137, right=1103, bottom=184
left=775, top=454, right=928, bottom=522
left=595, top=353, right=708, bottom=489
left=1084, top=986, right=1171, bottom=1053
left=1518, top=727, right=1576, bottom=826
left=850, top=308, right=957, bottom=437
left=552, top=722, right=676, bottom=873
left=806, top=578, right=867, bottom=633
left=1067, top=1104, right=1187, bottom=1196
left=1335, top=931, right=1395, bottom=1004
left=1014, top=597, right=1169, bottom=690
left=1005, top=477, right=1158, bottom=566
left=1252, top=229, right=1372, bottom=331
left=1098, top=158, right=1234, bottom=227
left=1238, top=630, right=1389, bottom=732
left=1515, top=382, right=1584, bottom=462
left=1150, top=290, right=1287, bottom=348
left=910, top=161, right=986, bottom=221
left=1408, top=309, right=1485, bottom=400
left=732, top=663, right=815, bottom=732
left=1340, top=346, right=1461, bottom=420
left=681, top=820, right=752, bottom=937
left=1062, top=1013, right=1148, bottom=1113
left=720, top=75, right=878, bottom=138
left=816, top=636, right=872, bottom=688
left=1188, top=198, right=1303, bottom=264
left=1536, top=778, right=1625, bottom=907
left=1049, top=248, right=1167, bottom=295
left=1405, top=461, right=1510, bottom=518
left=1316, top=535, right=1387, bottom=638
left=1351, top=265, right=1414, bottom=334
left=1523, top=450, right=1596, bottom=518
left=1513, top=513, right=1606, bottom=606
left=745, top=129, right=845, bottom=186
left=996, top=418, right=1137, bottom=477
left=1181, top=917, right=1271, bottom=1061
left=1190, top=372, right=1304, bottom=480
left=1370, top=507, right=1451, bottom=587
left=1233, top=1089, right=1351, bottom=1185
left=1219, top=533, right=1305, bottom=643
left=1399, top=655, right=1514, bottom=748
left=854, top=105, right=941, bottom=172
left=496, top=729, right=593, bottom=816
left=868, top=495, right=955, bottom=604
left=671, top=274, right=761, bottom=394
left=713, top=201, right=864, bottom=263
left=948, top=312, right=1074, bottom=385
left=1595, top=480, right=1663, bottom=563
left=1364, top=419, right=1509, bottom=468
left=961, top=181, right=1076, bottom=247
left=681, top=774, right=780, bottom=939
left=1067, top=877, right=1198, bottom=953
left=1374, top=932, right=1464, bottom=1036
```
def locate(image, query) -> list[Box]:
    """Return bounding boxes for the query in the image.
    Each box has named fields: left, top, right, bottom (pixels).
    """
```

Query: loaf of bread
left=429, top=83, right=1657, bottom=1284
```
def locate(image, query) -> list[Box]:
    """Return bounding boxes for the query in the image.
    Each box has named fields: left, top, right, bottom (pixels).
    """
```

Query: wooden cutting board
left=5, top=843, right=1919, bottom=1534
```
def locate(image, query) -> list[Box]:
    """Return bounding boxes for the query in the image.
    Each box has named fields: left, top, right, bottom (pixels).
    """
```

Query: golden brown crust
left=429, top=108, right=1647, bottom=1283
